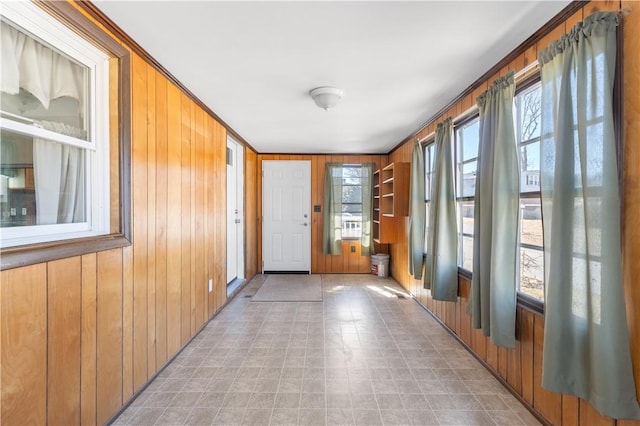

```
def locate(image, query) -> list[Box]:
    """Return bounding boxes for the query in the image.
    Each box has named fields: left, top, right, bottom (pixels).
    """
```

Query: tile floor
left=113, top=274, right=541, bottom=426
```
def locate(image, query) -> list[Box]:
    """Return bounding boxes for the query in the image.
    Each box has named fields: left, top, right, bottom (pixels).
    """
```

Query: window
left=340, top=165, right=363, bottom=239
left=1, top=2, right=110, bottom=248
left=515, top=82, right=544, bottom=301
left=454, top=117, right=480, bottom=271
left=423, top=141, right=436, bottom=251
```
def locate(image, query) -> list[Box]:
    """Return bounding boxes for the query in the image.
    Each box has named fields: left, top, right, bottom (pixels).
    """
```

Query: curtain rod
left=416, top=60, right=542, bottom=145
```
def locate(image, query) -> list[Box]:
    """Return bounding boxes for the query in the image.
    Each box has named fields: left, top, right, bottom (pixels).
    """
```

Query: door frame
left=226, top=136, right=244, bottom=285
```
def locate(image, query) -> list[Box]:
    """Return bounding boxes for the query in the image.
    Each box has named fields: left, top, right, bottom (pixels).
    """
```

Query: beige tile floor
left=113, top=274, right=541, bottom=426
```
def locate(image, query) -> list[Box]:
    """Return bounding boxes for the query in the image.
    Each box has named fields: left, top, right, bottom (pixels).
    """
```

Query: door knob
left=303, top=222, right=308, bottom=226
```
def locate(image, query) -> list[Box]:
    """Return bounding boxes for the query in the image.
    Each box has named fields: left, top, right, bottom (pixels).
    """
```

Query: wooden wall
left=257, top=154, right=388, bottom=274
left=389, top=2, right=640, bottom=425
left=0, top=15, right=244, bottom=426
left=245, top=149, right=259, bottom=279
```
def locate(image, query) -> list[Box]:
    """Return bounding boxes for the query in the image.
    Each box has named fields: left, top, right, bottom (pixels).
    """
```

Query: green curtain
left=322, top=162, right=343, bottom=255
left=539, top=12, right=640, bottom=419
left=408, top=140, right=425, bottom=278
left=468, top=71, right=519, bottom=348
left=425, top=119, right=457, bottom=301
left=360, top=162, right=375, bottom=256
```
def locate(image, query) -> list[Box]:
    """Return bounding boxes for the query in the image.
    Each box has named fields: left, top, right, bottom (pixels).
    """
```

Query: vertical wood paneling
left=520, top=310, right=534, bottom=405
left=195, top=105, right=206, bottom=328
left=96, top=249, right=123, bottom=425
left=213, top=121, right=227, bottom=311
left=563, top=395, right=580, bottom=426
left=1, top=264, right=47, bottom=425
left=81, top=254, right=97, bottom=426
left=190, top=100, right=197, bottom=334
left=166, top=83, right=183, bottom=354
left=131, top=54, right=149, bottom=391
left=245, top=148, right=258, bottom=278
left=146, top=61, right=157, bottom=377
left=506, top=309, right=522, bottom=394
left=579, top=400, right=615, bottom=426
left=180, top=93, right=192, bottom=343
left=121, top=245, right=134, bottom=401
left=533, top=315, right=561, bottom=425
left=154, top=68, right=169, bottom=369
left=48, top=257, right=82, bottom=425
left=205, top=115, right=215, bottom=318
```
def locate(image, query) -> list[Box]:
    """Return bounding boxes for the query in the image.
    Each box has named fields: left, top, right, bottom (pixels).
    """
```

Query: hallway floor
left=113, top=274, right=540, bottom=426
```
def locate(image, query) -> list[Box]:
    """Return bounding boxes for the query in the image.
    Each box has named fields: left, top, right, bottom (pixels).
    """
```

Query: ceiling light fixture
left=309, top=86, right=343, bottom=111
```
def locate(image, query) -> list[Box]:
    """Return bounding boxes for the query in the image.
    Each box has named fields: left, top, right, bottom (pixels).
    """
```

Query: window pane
left=461, top=202, right=474, bottom=235
left=1, top=128, right=86, bottom=227
left=424, top=202, right=430, bottom=252
left=460, top=161, right=477, bottom=197
left=458, top=121, right=480, bottom=162
left=342, top=185, right=362, bottom=203
left=519, top=87, right=541, bottom=141
left=521, top=200, right=543, bottom=247
left=519, top=247, right=545, bottom=301
left=1, top=20, right=90, bottom=140
left=461, top=235, right=473, bottom=271
left=342, top=204, right=362, bottom=214
left=521, top=142, right=540, bottom=192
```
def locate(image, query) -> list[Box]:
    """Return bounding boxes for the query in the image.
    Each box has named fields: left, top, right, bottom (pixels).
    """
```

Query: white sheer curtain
left=33, top=120, right=85, bottom=225
left=1, top=20, right=84, bottom=110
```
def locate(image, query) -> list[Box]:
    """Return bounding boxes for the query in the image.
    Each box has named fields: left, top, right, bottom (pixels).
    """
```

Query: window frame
left=514, top=78, right=545, bottom=308
left=454, top=114, right=480, bottom=273
left=1, top=4, right=110, bottom=248
left=0, top=1, right=131, bottom=270
left=423, top=138, right=436, bottom=253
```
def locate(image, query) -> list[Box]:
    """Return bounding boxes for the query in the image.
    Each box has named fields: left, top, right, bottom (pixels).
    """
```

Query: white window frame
left=454, top=116, right=480, bottom=272
left=0, top=1, right=110, bottom=248
left=515, top=81, right=545, bottom=302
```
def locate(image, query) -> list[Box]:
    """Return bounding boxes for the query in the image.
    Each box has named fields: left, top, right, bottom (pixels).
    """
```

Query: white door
left=226, top=137, right=244, bottom=284
left=262, top=160, right=311, bottom=272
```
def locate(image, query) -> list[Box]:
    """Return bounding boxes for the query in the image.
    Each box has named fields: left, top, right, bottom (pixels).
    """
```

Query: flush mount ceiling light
left=309, top=86, right=343, bottom=111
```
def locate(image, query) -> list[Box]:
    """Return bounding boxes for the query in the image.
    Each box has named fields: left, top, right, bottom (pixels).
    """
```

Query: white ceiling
left=94, top=1, right=570, bottom=154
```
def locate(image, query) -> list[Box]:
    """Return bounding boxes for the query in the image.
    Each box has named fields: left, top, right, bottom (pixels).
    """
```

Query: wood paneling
left=245, top=149, right=259, bottom=279
left=81, top=254, right=97, bottom=426
left=1, top=264, right=47, bottom=425
left=258, top=154, right=386, bottom=274
left=132, top=53, right=149, bottom=391
left=146, top=62, right=157, bottom=376
left=96, top=249, right=123, bottom=425
left=166, top=82, right=183, bottom=354
left=48, top=257, right=82, bottom=425
left=154, top=68, right=169, bottom=370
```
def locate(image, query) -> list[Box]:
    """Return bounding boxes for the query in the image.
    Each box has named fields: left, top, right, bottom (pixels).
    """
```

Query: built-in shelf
left=372, top=162, right=410, bottom=244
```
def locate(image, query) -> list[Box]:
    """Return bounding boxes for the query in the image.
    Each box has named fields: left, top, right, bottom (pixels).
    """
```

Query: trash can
left=371, top=254, right=390, bottom=277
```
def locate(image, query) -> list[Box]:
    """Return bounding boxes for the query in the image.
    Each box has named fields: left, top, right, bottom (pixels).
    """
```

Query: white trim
left=0, top=119, right=96, bottom=151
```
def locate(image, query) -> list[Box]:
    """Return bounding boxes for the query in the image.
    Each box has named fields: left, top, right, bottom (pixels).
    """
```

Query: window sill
left=0, top=233, right=131, bottom=270
left=454, top=266, right=544, bottom=316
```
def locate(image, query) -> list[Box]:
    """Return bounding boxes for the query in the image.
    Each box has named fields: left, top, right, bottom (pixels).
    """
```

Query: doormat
left=251, top=274, right=322, bottom=302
